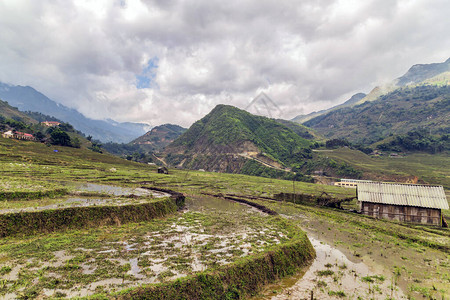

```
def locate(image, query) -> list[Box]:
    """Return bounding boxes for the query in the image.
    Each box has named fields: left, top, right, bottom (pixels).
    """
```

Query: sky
left=0, top=0, right=449, bottom=127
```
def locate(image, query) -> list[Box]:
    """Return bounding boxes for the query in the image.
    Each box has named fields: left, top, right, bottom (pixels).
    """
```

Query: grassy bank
left=0, top=188, right=68, bottom=201
left=0, top=195, right=183, bottom=237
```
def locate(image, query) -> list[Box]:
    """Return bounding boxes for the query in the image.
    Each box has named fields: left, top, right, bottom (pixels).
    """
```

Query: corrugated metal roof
left=357, top=182, right=449, bottom=210
left=341, top=179, right=374, bottom=183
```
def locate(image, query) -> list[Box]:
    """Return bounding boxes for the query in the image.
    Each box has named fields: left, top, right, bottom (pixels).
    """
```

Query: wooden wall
left=361, top=202, right=442, bottom=226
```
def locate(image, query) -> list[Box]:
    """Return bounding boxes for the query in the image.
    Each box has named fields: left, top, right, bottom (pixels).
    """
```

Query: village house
left=15, top=132, right=36, bottom=141
left=357, top=182, right=449, bottom=226
left=157, top=167, right=169, bottom=174
left=2, top=130, right=35, bottom=141
left=334, top=179, right=374, bottom=188
left=42, top=121, right=61, bottom=127
left=2, top=130, right=14, bottom=138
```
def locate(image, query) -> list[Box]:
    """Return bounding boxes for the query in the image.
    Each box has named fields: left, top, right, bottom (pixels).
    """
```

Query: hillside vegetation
left=166, top=104, right=313, bottom=173
left=304, top=85, right=450, bottom=144
left=132, top=123, right=186, bottom=152
left=0, top=99, right=37, bottom=124
left=0, top=99, right=92, bottom=149
left=322, top=147, right=450, bottom=189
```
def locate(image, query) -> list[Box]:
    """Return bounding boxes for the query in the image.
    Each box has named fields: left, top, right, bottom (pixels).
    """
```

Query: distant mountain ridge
left=0, top=82, right=150, bottom=143
left=293, top=57, right=450, bottom=124
left=0, top=98, right=37, bottom=125
left=396, top=57, right=450, bottom=86
left=292, top=92, right=366, bottom=123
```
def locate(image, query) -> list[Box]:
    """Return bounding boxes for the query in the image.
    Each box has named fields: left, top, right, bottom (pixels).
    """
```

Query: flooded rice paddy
left=258, top=237, right=406, bottom=299
left=0, top=183, right=169, bottom=213
left=0, top=194, right=290, bottom=299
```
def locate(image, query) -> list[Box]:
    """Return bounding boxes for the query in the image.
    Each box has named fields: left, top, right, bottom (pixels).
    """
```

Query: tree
left=34, top=131, right=46, bottom=142
left=50, top=128, right=71, bottom=146
left=71, top=137, right=81, bottom=148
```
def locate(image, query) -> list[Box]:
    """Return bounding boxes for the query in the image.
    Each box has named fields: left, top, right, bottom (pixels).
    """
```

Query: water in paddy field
left=185, top=194, right=263, bottom=214
left=0, top=183, right=170, bottom=214
left=71, top=182, right=170, bottom=197
left=258, top=236, right=406, bottom=299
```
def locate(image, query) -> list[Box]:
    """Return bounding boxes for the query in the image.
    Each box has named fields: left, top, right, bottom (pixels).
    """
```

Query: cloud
left=0, top=0, right=449, bottom=128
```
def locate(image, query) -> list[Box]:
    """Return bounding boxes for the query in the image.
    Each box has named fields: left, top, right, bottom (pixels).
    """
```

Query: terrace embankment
left=0, top=188, right=68, bottom=201
left=274, top=192, right=355, bottom=208
left=0, top=187, right=185, bottom=237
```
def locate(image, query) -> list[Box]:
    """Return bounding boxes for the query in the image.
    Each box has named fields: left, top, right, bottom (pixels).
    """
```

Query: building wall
left=335, top=182, right=357, bottom=188
left=361, top=202, right=442, bottom=226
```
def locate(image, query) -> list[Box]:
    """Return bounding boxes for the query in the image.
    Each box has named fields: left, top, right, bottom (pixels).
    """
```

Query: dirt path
left=238, top=153, right=288, bottom=172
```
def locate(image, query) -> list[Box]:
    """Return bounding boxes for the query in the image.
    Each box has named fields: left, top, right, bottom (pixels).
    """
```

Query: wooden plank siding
left=361, top=202, right=442, bottom=226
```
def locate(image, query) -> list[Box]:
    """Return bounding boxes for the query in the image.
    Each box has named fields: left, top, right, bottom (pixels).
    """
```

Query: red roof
left=16, top=132, right=34, bottom=137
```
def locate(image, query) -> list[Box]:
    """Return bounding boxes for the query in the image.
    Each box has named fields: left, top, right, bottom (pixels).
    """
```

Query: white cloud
left=0, top=0, right=449, bottom=128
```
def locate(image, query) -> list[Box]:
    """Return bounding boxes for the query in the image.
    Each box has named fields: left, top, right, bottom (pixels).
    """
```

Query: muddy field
left=254, top=199, right=449, bottom=300
left=0, top=195, right=291, bottom=299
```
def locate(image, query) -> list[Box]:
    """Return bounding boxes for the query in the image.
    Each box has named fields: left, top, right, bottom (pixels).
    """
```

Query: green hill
left=165, top=104, right=313, bottom=178
left=0, top=99, right=37, bottom=125
left=396, top=57, right=450, bottom=86
left=304, top=85, right=450, bottom=144
left=0, top=98, right=91, bottom=149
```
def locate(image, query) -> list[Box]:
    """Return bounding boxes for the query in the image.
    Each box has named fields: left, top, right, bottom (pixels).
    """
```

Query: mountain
left=164, top=104, right=312, bottom=177
left=396, top=58, right=450, bottom=86
left=0, top=98, right=37, bottom=124
left=293, top=57, right=450, bottom=124
left=132, top=124, right=187, bottom=152
left=304, top=85, right=450, bottom=144
left=0, top=82, right=150, bottom=143
left=0, top=98, right=91, bottom=148
left=292, top=92, right=366, bottom=123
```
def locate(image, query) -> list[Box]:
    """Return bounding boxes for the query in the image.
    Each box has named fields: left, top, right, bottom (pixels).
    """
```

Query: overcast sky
left=0, top=0, right=449, bottom=127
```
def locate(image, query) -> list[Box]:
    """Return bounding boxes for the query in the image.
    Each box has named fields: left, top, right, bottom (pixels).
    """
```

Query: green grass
left=324, top=148, right=450, bottom=189
left=0, top=137, right=354, bottom=199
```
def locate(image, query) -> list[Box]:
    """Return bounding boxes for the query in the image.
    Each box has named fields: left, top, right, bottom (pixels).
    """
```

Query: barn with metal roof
left=357, top=182, right=449, bottom=226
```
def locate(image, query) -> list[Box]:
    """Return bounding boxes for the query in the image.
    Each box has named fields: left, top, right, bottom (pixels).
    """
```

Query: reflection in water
left=73, top=183, right=169, bottom=197
left=265, top=237, right=406, bottom=299
left=185, top=195, right=262, bottom=214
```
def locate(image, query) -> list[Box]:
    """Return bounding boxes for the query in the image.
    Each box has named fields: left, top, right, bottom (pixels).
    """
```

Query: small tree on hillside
left=50, top=128, right=71, bottom=146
